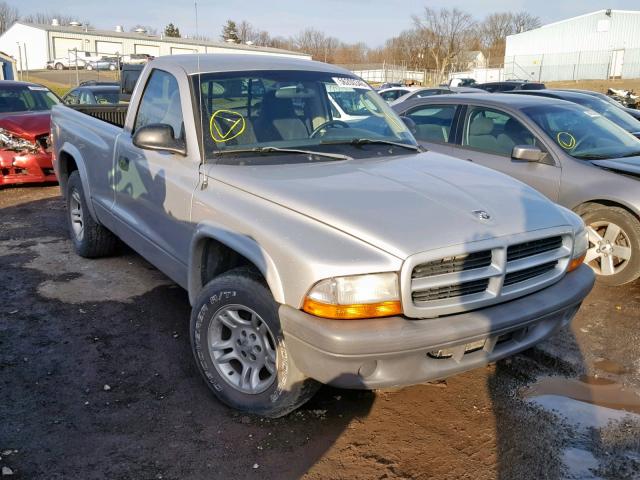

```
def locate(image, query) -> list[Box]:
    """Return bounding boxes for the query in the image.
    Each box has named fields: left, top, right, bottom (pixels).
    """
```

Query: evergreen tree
left=221, top=20, right=240, bottom=43
left=164, top=23, right=181, bottom=38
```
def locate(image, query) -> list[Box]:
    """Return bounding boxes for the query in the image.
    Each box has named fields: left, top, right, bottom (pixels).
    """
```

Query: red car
left=0, top=81, right=60, bottom=186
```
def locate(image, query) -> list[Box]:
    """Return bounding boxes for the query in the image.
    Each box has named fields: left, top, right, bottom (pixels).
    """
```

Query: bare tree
left=480, top=12, right=541, bottom=66
left=292, top=28, right=340, bottom=62
left=21, top=12, right=76, bottom=25
left=0, top=1, right=18, bottom=35
left=412, top=7, right=476, bottom=76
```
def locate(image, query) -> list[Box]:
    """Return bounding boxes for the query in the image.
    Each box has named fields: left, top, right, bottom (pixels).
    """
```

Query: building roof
left=16, top=22, right=308, bottom=58
left=0, top=51, right=14, bottom=63
left=151, top=53, right=347, bottom=75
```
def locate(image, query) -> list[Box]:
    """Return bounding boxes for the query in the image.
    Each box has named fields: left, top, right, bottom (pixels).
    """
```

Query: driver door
left=112, top=68, right=200, bottom=282
left=456, top=106, right=561, bottom=201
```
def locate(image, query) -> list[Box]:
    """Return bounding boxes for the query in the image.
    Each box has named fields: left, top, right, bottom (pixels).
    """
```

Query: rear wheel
left=66, top=171, right=118, bottom=258
left=55, top=62, right=64, bottom=70
left=580, top=205, right=640, bottom=286
left=190, top=267, right=319, bottom=417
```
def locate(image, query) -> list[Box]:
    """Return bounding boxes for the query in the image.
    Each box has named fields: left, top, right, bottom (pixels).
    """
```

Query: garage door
left=96, top=41, right=123, bottom=55
left=134, top=44, right=160, bottom=56
left=53, top=37, right=83, bottom=58
left=171, top=47, right=197, bottom=55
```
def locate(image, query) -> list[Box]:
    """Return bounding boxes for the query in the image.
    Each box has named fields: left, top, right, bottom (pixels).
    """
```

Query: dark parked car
left=558, top=89, right=640, bottom=121
left=393, top=93, right=640, bottom=286
left=508, top=89, right=640, bottom=137
left=476, top=81, right=546, bottom=92
left=62, top=84, right=120, bottom=105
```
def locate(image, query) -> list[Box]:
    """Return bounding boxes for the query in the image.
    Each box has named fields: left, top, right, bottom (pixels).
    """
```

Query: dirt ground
left=546, top=78, right=640, bottom=94
left=1, top=185, right=639, bottom=480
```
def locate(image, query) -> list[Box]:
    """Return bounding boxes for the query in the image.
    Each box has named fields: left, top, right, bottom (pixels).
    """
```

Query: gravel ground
left=1, top=185, right=639, bottom=480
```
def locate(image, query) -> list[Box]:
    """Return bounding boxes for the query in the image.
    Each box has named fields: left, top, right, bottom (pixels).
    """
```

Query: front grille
left=412, top=278, right=489, bottom=302
left=507, top=236, right=563, bottom=262
left=412, top=250, right=492, bottom=279
left=404, top=230, right=573, bottom=318
left=504, top=261, right=557, bottom=286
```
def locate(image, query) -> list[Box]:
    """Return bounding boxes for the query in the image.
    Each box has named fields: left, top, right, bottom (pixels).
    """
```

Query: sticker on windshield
left=332, top=77, right=371, bottom=90
left=557, top=131, right=576, bottom=149
left=28, top=86, right=49, bottom=91
left=209, top=110, right=246, bottom=143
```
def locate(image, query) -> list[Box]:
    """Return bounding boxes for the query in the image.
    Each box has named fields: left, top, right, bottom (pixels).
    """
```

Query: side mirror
left=400, top=116, right=417, bottom=135
left=512, top=145, right=545, bottom=162
left=133, top=124, right=186, bottom=156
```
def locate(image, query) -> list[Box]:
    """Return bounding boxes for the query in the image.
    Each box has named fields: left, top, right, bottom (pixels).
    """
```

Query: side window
left=64, top=90, right=80, bottom=105
left=134, top=69, right=184, bottom=139
left=463, top=107, right=539, bottom=156
left=406, top=105, right=457, bottom=144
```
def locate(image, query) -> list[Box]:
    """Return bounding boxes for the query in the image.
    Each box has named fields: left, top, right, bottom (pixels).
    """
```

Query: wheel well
left=58, top=151, right=78, bottom=196
left=199, top=237, right=255, bottom=288
left=574, top=200, right=640, bottom=221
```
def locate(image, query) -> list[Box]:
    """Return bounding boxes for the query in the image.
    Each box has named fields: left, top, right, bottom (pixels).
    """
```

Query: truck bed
left=67, top=104, right=128, bottom=128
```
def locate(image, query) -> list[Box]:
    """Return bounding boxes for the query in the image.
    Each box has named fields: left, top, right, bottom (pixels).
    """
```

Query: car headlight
left=302, top=272, right=402, bottom=319
left=0, top=128, right=39, bottom=153
left=568, top=227, right=588, bottom=272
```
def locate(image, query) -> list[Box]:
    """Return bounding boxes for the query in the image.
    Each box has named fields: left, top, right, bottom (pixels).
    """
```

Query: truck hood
left=206, top=153, right=571, bottom=259
left=591, top=157, right=640, bottom=176
left=0, top=111, right=50, bottom=141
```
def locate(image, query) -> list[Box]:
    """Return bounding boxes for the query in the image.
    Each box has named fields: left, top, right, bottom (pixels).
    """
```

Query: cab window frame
left=405, top=103, right=460, bottom=145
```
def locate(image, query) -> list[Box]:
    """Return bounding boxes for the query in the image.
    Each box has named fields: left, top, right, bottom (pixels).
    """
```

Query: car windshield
left=523, top=103, right=640, bottom=159
left=569, top=95, right=640, bottom=132
left=192, top=70, right=416, bottom=160
left=0, top=85, right=59, bottom=113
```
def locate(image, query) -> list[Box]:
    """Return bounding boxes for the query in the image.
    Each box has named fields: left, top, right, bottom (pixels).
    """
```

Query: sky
left=14, top=0, right=640, bottom=47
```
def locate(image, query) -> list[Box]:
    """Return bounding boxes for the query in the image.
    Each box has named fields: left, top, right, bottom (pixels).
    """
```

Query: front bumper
left=280, top=264, right=594, bottom=389
left=0, top=150, right=56, bottom=186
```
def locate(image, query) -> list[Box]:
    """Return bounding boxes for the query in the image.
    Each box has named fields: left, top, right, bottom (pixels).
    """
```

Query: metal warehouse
left=504, top=9, right=640, bottom=82
left=0, top=21, right=310, bottom=71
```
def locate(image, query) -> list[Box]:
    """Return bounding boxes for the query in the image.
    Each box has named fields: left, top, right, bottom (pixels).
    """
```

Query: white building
left=0, top=21, right=310, bottom=70
left=504, top=9, right=640, bottom=82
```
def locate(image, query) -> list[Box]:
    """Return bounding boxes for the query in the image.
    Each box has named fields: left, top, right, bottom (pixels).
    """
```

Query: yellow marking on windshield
left=557, top=131, right=576, bottom=149
left=209, top=110, right=246, bottom=143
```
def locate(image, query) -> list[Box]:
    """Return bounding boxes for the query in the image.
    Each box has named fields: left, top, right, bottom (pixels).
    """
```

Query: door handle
left=118, top=156, right=130, bottom=171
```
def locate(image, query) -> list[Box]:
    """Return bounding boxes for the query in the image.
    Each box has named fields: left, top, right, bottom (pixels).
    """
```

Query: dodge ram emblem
left=472, top=210, right=491, bottom=220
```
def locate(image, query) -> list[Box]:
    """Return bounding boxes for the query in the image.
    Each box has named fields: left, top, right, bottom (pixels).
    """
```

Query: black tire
left=190, top=266, right=320, bottom=417
left=66, top=171, right=118, bottom=258
left=55, top=62, right=64, bottom=70
left=579, top=205, right=640, bottom=286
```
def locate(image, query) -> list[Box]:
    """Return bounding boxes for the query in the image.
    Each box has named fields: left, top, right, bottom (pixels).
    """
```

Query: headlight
left=0, top=128, right=39, bottom=153
left=302, top=272, right=402, bottom=319
left=568, top=227, right=588, bottom=272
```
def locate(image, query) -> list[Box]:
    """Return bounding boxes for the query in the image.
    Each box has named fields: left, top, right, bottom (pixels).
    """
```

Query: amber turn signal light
left=302, top=298, right=402, bottom=320
left=567, top=253, right=586, bottom=272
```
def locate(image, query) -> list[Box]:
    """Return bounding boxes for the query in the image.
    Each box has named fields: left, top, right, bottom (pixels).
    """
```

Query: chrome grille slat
left=403, top=229, right=574, bottom=319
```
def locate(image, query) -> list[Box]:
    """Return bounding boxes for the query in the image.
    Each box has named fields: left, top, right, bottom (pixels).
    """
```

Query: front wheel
left=190, top=267, right=319, bottom=417
left=581, top=205, right=640, bottom=286
left=55, top=63, right=64, bottom=70
left=86, top=64, right=93, bottom=71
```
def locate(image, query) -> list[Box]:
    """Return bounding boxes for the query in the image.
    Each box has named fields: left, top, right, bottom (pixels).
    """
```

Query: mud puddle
left=522, top=376, right=640, bottom=415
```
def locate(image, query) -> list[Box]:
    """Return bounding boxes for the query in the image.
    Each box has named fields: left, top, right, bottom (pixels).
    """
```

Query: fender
left=189, top=222, right=286, bottom=306
left=570, top=195, right=640, bottom=219
left=58, top=142, right=99, bottom=222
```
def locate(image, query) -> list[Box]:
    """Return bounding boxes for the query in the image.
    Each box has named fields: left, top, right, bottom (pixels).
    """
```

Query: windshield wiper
left=212, top=146, right=352, bottom=161
left=321, top=138, right=421, bottom=151
left=572, top=153, right=612, bottom=160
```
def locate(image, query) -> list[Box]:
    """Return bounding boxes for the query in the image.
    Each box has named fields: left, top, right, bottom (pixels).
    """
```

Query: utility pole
left=16, top=42, right=22, bottom=80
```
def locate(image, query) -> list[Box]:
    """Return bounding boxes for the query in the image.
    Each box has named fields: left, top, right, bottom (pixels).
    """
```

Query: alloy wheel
left=585, top=221, right=632, bottom=276
left=207, top=305, right=277, bottom=394
left=69, top=189, right=84, bottom=241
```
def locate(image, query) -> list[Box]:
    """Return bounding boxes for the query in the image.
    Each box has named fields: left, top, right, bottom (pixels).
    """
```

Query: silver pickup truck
left=51, top=54, right=594, bottom=417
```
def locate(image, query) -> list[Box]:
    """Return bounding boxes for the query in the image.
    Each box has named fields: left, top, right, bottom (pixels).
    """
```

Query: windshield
left=570, top=95, right=640, bottom=132
left=523, top=103, right=640, bottom=159
left=0, top=85, right=59, bottom=113
left=192, top=70, right=416, bottom=160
